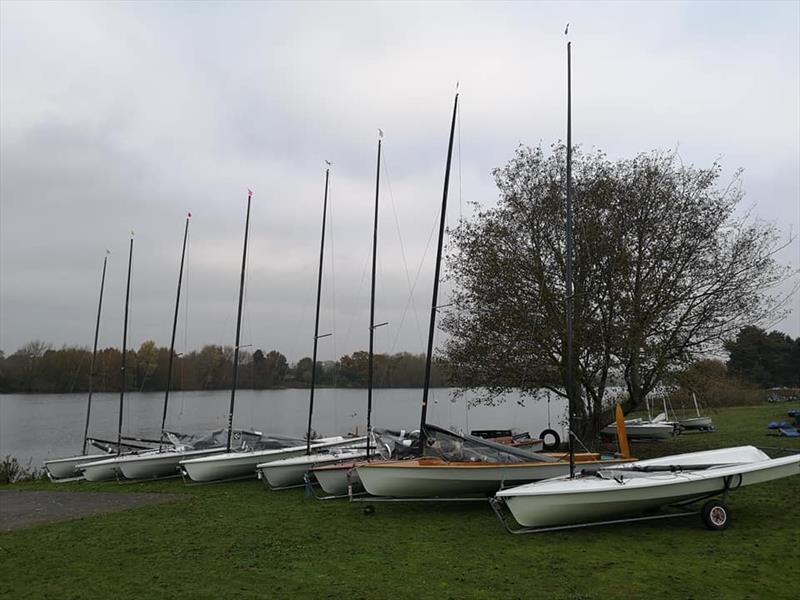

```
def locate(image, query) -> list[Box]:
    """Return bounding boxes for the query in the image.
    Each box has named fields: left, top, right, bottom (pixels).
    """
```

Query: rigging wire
left=390, top=205, right=440, bottom=353
left=382, top=147, right=424, bottom=347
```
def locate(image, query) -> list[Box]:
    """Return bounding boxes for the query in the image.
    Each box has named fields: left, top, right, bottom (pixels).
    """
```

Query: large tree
left=442, top=144, right=792, bottom=438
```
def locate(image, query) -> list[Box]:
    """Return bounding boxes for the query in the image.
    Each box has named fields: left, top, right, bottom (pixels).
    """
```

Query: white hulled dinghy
left=679, top=393, right=715, bottom=432
left=180, top=436, right=359, bottom=483
left=44, top=252, right=114, bottom=481
left=76, top=430, right=294, bottom=481
left=601, top=418, right=677, bottom=440
left=495, top=446, right=800, bottom=529
left=257, top=443, right=368, bottom=489
left=44, top=437, right=155, bottom=480
left=355, top=425, right=630, bottom=498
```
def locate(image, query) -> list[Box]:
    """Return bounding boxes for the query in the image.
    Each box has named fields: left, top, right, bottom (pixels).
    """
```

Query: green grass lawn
left=2, top=404, right=798, bottom=600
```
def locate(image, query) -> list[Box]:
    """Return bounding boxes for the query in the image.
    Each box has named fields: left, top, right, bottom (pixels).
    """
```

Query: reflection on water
left=0, top=388, right=567, bottom=467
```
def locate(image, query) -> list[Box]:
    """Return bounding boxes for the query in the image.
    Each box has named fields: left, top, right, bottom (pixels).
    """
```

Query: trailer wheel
left=701, top=500, right=729, bottom=530
left=540, top=429, right=561, bottom=451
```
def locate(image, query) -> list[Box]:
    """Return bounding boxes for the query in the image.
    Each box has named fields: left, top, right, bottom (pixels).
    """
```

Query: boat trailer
left=489, top=473, right=744, bottom=535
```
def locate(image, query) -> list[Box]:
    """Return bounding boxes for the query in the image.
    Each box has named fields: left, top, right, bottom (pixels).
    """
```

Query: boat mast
left=160, top=213, right=191, bottom=449
left=81, top=251, right=109, bottom=455
left=367, top=132, right=384, bottom=459
left=565, top=37, right=576, bottom=479
left=305, top=169, right=330, bottom=455
left=418, top=91, right=459, bottom=445
left=226, top=191, right=252, bottom=452
left=116, top=235, right=134, bottom=456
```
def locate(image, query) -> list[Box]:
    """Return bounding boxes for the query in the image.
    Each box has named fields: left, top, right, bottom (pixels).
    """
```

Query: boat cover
left=165, top=429, right=305, bottom=451
left=371, top=425, right=557, bottom=464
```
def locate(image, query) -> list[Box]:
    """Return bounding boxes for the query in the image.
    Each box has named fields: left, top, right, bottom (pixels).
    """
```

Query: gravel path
left=0, top=490, right=186, bottom=532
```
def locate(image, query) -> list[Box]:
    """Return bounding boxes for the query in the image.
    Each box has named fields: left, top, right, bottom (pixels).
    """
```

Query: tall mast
left=565, top=39, right=576, bottom=479
left=305, top=169, right=330, bottom=455
left=226, top=191, right=252, bottom=452
left=160, top=213, right=191, bottom=449
left=419, top=91, right=459, bottom=443
left=116, top=236, right=134, bottom=456
left=81, top=251, right=109, bottom=454
left=367, top=133, right=383, bottom=459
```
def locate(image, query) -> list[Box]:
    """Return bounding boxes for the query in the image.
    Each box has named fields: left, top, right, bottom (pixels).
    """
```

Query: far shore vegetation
left=1, top=326, right=797, bottom=406
left=0, top=342, right=450, bottom=394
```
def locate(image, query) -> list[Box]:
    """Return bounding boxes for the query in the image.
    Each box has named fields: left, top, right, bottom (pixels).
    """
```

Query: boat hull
left=44, top=453, right=110, bottom=480
left=180, top=437, right=356, bottom=482
left=77, top=456, right=125, bottom=481
left=498, top=453, right=800, bottom=527
left=356, top=455, right=629, bottom=498
left=311, top=462, right=363, bottom=496
left=679, top=417, right=714, bottom=430
left=257, top=449, right=367, bottom=489
left=601, top=422, right=676, bottom=440
left=115, top=447, right=227, bottom=479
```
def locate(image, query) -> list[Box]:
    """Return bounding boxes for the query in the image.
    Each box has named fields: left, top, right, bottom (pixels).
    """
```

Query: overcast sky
left=1, top=1, right=798, bottom=363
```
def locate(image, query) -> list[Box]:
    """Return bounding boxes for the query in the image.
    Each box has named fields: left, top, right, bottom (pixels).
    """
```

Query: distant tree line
left=663, top=326, right=799, bottom=410
left=0, top=341, right=451, bottom=394
left=724, top=326, right=799, bottom=388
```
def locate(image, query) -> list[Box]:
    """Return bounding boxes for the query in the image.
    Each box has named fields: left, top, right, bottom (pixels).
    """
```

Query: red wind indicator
left=247, top=189, right=253, bottom=198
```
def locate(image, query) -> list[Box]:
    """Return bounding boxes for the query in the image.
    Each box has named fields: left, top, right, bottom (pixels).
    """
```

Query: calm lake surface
left=0, top=388, right=568, bottom=468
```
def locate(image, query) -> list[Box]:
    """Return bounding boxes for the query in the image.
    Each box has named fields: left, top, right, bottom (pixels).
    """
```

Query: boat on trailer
left=355, top=425, right=629, bottom=498
left=308, top=428, right=417, bottom=497
left=494, top=446, right=800, bottom=530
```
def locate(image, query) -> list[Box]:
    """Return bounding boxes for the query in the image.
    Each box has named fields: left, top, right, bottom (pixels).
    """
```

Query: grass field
left=1, top=404, right=798, bottom=600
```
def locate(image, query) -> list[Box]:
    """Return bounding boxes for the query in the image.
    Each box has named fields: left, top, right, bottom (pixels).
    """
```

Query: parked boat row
left=43, top=41, right=799, bottom=535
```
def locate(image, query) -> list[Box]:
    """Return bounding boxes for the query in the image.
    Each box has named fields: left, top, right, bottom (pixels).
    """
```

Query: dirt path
left=0, top=490, right=186, bottom=532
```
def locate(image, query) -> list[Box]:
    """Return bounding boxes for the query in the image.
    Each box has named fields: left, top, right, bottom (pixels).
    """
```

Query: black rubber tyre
left=701, top=500, right=730, bottom=531
left=540, top=429, right=561, bottom=451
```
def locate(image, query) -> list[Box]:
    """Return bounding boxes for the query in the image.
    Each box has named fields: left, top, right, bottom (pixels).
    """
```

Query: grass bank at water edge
left=1, top=403, right=798, bottom=600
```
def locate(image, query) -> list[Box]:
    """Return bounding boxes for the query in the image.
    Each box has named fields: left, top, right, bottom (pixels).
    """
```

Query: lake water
left=0, top=388, right=568, bottom=469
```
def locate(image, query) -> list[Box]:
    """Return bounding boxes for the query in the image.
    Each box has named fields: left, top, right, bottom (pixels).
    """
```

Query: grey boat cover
left=372, top=424, right=558, bottom=464
left=165, top=429, right=305, bottom=451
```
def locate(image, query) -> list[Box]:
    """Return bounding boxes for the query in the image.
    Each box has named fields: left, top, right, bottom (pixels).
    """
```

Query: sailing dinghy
left=180, top=436, right=356, bottom=482
left=352, top=91, right=631, bottom=500
left=44, top=252, right=115, bottom=480
left=601, top=418, right=677, bottom=440
left=356, top=425, right=629, bottom=498
left=679, top=393, right=715, bottom=431
left=255, top=165, right=369, bottom=490
left=494, top=447, right=800, bottom=529
left=492, top=38, right=800, bottom=533
left=77, top=234, right=144, bottom=482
